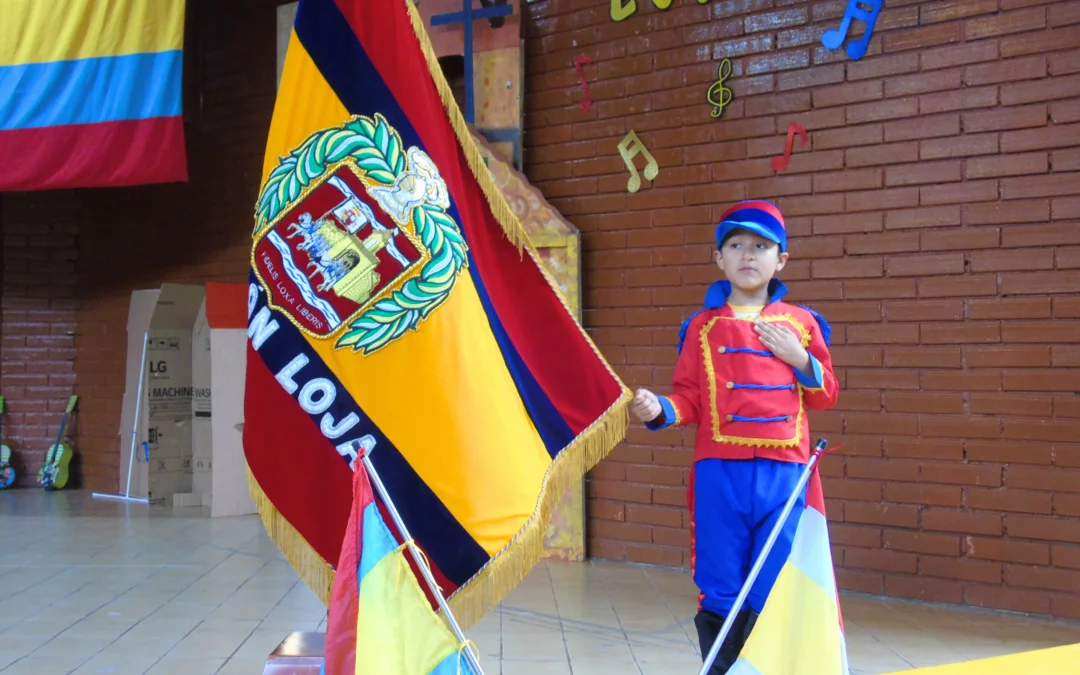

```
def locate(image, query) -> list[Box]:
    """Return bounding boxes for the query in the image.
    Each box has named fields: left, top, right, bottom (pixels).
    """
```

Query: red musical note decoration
left=573, top=55, right=593, bottom=114
left=771, top=122, right=808, bottom=173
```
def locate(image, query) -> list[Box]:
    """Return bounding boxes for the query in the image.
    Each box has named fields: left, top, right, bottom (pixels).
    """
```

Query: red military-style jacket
left=647, top=280, right=838, bottom=465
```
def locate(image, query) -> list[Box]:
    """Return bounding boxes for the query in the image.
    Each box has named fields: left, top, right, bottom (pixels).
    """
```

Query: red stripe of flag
left=324, top=463, right=365, bottom=675
left=0, top=116, right=187, bottom=191
left=806, top=468, right=845, bottom=634
left=244, top=344, right=354, bottom=566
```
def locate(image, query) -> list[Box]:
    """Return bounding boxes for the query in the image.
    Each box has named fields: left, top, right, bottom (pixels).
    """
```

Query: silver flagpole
left=356, top=439, right=485, bottom=675
left=698, top=438, right=829, bottom=675
left=93, top=332, right=150, bottom=503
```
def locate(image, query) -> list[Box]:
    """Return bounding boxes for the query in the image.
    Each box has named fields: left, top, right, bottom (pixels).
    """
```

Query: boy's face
left=713, top=229, right=788, bottom=292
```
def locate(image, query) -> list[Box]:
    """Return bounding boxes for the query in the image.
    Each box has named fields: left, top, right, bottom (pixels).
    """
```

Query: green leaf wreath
left=253, top=113, right=468, bottom=355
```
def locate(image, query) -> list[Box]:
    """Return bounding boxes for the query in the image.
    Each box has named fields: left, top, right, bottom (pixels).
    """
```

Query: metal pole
left=125, top=334, right=149, bottom=497
left=359, top=450, right=485, bottom=675
left=93, top=333, right=150, bottom=504
left=463, top=1, right=474, bottom=124
left=698, top=438, right=828, bottom=675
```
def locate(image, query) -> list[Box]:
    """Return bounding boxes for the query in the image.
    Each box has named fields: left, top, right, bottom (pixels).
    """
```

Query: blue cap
left=715, top=200, right=787, bottom=252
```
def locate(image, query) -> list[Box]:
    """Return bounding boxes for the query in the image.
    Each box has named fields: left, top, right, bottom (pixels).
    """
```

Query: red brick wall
left=0, top=0, right=282, bottom=492
left=0, top=197, right=79, bottom=486
left=523, top=0, right=1080, bottom=617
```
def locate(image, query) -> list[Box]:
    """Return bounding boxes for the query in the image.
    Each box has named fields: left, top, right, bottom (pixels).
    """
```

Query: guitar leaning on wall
left=39, top=395, right=78, bottom=491
left=0, top=396, right=14, bottom=489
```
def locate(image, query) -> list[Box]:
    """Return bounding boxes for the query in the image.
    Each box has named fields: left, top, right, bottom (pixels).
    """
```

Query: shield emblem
left=252, top=165, right=428, bottom=338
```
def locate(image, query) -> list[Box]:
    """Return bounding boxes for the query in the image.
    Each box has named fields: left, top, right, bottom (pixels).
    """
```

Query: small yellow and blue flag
left=729, top=471, right=850, bottom=675
left=323, top=459, right=479, bottom=675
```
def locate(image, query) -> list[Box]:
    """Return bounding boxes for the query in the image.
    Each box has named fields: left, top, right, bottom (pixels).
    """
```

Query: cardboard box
left=190, top=283, right=256, bottom=517
left=118, top=282, right=253, bottom=516
left=143, top=284, right=206, bottom=506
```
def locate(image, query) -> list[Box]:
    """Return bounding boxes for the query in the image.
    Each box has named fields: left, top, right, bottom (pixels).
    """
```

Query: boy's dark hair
left=718, top=228, right=740, bottom=250
left=718, top=227, right=780, bottom=250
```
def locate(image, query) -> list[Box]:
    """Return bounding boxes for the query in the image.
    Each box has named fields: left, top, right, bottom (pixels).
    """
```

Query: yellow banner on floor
left=889, top=643, right=1080, bottom=674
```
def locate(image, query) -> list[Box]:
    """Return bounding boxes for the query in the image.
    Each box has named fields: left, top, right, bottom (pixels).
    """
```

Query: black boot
left=694, top=609, right=749, bottom=674
left=741, top=609, right=760, bottom=645
left=722, top=609, right=753, bottom=670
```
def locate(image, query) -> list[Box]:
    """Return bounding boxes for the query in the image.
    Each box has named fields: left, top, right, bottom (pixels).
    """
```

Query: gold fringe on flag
left=403, top=0, right=530, bottom=256
left=248, top=388, right=631, bottom=629
left=443, top=391, right=631, bottom=629
left=248, top=468, right=334, bottom=606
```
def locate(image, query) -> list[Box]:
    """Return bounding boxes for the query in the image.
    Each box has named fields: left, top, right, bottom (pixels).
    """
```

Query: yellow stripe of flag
left=262, top=31, right=350, bottom=184
left=737, top=564, right=844, bottom=674
left=0, top=0, right=185, bottom=67
left=356, top=544, right=464, bottom=674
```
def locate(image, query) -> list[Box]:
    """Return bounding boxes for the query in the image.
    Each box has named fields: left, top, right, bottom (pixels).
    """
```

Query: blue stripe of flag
left=358, top=502, right=398, bottom=581
left=430, top=649, right=480, bottom=675
left=0, top=51, right=182, bottom=131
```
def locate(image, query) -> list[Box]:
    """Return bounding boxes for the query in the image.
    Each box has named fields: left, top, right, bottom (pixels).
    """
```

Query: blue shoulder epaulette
left=677, top=310, right=704, bottom=354
left=798, top=305, right=831, bottom=346
left=676, top=281, right=730, bottom=353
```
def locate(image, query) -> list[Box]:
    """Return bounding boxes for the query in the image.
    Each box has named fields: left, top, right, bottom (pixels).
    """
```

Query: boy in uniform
left=630, top=200, right=839, bottom=673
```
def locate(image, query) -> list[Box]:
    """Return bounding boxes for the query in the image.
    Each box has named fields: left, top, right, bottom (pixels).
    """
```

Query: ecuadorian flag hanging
left=243, top=0, right=630, bottom=627
left=0, top=0, right=188, bottom=191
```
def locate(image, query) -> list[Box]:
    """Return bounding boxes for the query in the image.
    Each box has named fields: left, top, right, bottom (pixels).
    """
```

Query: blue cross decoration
left=430, top=0, right=514, bottom=124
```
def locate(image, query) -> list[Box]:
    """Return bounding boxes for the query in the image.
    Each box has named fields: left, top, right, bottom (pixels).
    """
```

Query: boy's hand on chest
left=754, top=320, right=812, bottom=375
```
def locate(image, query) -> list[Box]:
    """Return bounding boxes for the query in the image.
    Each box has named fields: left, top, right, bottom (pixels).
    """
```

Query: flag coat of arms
left=730, top=469, right=849, bottom=675
left=243, top=0, right=630, bottom=627
left=0, top=0, right=188, bottom=190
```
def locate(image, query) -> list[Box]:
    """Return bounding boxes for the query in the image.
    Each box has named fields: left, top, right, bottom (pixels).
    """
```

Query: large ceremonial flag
left=323, top=459, right=478, bottom=675
left=0, top=0, right=188, bottom=191
left=730, top=470, right=849, bottom=675
left=243, top=0, right=630, bottom=628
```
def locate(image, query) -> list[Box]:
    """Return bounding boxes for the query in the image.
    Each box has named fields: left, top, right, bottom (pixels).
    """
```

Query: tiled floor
left=1, top=490, right=1079, bottom=674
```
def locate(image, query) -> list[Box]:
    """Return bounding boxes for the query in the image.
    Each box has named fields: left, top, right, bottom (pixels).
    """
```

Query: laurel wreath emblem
left=253, top=113, right=468, bottom=355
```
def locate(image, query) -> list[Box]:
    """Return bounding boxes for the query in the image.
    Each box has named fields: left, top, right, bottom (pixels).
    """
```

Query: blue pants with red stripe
left=691, top=457, right=807, bottom=617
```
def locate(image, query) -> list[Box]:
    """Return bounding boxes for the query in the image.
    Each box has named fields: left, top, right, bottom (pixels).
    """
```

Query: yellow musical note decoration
left=611, top=0, right=637, bottom=21
left=612, top=0, right=709, bottom=21
left=617, top=130, right=659, bottom=193
left=706, top=58, right=733, bottom=118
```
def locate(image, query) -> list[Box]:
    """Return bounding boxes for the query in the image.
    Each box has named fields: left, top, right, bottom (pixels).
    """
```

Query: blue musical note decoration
left=821, top=0, right=884, bottom=61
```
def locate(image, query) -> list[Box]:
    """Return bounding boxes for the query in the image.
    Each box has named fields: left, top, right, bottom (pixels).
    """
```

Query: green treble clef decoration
left=707, top=58, right=733, bottom=119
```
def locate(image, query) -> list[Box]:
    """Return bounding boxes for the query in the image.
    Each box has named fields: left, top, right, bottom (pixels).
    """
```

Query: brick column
left=0, top=195, right=79, bottom=487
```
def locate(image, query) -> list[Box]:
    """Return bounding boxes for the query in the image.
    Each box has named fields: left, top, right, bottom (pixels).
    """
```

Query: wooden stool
left=262, top=632, right=326, bottom=674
